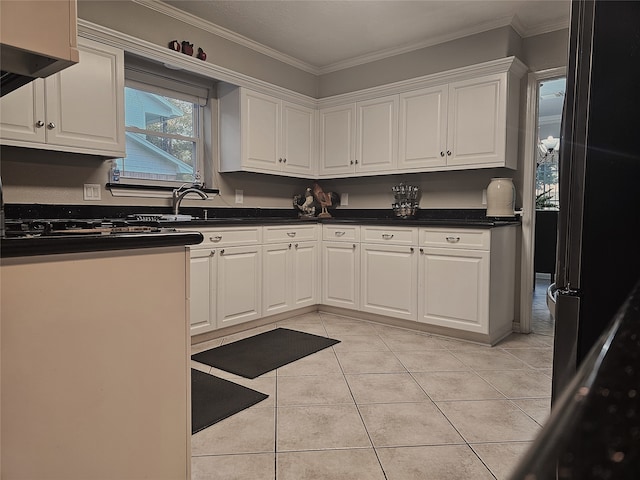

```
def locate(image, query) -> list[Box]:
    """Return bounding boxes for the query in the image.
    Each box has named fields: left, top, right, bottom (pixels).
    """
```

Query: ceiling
left=162, top=0, right=571, bottom=74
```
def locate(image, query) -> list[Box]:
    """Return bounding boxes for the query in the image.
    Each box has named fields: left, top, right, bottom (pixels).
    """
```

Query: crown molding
left=77, top=19, right=318, bottom=107
left=134, top=0, right=566, bottom=76
left=318, top=14, right=518, bottom=75
left=132, top=0, right=321, bottom=75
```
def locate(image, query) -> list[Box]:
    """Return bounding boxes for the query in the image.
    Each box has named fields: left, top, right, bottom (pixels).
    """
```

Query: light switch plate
left=340, top=193, right=349, bottom=206
left=235, top=189, right=244, bottom=204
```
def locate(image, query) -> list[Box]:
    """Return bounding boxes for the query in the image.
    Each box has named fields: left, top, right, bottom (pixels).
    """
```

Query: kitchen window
left=113, top=58, right=213, bottom=188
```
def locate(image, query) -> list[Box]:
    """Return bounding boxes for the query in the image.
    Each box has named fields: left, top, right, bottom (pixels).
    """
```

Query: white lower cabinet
left=417, top=227, right=516, bottom=343
left=322, top=240, right=360, bottom=309
left=188, top=247, right=216, bottom=335
left=359, top=226, right=419, bottom=321
left=360, top=243, right=418, bottom=321
left=186, top=227, right=262, bottom=335
left=216, top=245, right=262, bottom=328
left=262, top=224, right=319, bottom=316
left=418, top=246, right=489, bottom=332
left=263, top=241, right=318, bottom=316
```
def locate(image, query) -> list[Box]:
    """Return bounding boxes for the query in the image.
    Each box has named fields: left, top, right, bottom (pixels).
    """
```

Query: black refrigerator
left=552, top=0, right=640, bottom=402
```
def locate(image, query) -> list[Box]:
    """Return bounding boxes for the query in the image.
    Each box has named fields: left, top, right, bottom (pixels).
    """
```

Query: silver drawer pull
left=210, top=235, right=222, bottom=242
left=446, top=236, right=461, bottom=243
left=334, top=231, right=346, bottom=237
left=287, top=232, right=296, bottom=237
left=382, top=234, right=394, bottom=240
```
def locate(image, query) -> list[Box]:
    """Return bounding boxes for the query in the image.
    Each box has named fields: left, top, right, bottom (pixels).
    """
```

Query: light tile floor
left=191, top=279, right=555, bottom=480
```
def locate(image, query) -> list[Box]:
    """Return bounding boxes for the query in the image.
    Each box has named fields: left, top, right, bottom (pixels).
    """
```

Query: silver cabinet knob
left=445, top=236, right=460, bottom=243
left=36, top=120, right=45, bottom=128
left=210, top=235, right=222, bottom=242
left=287, top=232, right=296, bottom=237
left=47, top=122, right=56, bottom=129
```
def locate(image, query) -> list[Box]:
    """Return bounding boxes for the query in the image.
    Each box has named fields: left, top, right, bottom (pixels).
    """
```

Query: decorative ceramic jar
left=486, top=177, right=515, bottom=217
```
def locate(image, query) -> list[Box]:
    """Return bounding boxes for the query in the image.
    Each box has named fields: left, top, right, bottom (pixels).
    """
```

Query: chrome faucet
left=172, top=186, right=208, bottom=215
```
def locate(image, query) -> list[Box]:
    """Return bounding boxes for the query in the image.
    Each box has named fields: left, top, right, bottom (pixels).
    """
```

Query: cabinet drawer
left=322, top=225, right=360, bottom=242
left=263, top=224, right=317, bottom=243
left=420, top=228, right=490, bottom=250
left=192, top=227, right=262, bottom=247
left=361, top=226, right=417, bottom=245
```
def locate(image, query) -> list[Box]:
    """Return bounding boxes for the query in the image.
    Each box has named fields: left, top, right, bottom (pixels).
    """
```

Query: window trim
left=117, top=74, right=207, bottom=188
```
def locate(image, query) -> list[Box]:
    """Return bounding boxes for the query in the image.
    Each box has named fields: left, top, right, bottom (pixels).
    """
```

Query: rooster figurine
left=312, top=182, right=338, bottom=218
left=293, top=187, right=315, bottom=217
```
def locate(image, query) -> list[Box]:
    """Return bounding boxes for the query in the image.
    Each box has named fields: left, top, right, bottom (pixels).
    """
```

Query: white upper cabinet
left=219, top=86, right=316, bottom=178
left=356, top=95, right=399, bottom=173
left=320, top=57, right=525, bottom=177
left=281, top=101, right=316, bottom=175
left=318, top=103, right=356, bottom=176
left=446, top=73, right=509, bottom=168
left=0, top=37, right=125, bottom=157
left=398, top=73, right=516, bottom=171
left=319, top=95, right=398, bottom=177
left=398, top=85, right=448, bottom=170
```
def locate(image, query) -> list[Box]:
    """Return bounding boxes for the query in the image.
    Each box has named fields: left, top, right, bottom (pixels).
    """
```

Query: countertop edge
left=0, top=231, right=204, bottom=258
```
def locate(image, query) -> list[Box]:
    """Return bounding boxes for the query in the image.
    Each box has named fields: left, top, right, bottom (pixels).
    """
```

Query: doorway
left=519, top=68, right=566, bottom=335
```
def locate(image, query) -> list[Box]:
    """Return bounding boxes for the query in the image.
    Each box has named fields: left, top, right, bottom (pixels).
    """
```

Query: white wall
left=1, top=0, right=569, bottom=211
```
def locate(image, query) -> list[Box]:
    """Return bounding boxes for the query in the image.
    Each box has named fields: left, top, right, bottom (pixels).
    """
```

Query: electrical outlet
left=340, top=192, right=349, bottom=206
left=235, top=189, right=244, bottom=204
left=482, top=189, right=487, bottom=205
left=83, top=184, right=101, bottom=201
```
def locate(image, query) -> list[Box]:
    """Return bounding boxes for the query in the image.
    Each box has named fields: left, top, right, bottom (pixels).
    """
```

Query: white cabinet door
left=398, top=85, right=448, bottom=170
left=262, top=242, right=291, bottom=316
left=360, top=243, right=418, bottom=321
left=418, top=247, right=490, bottom=334
left=291, top=241, right=318, bottom=309
left=322, top=240, right=360, bottom=309
left=188, top=248, right=216, bottom=335
left=356, top=95, right=398, bottom=173
left=0, top=79, right=45, bottom=143
left=282, top=101, right=315, bottom=176
left=263, top=240, right=318, bottom=316
left=0, top=37, right=125, bottom=157
left=243, top=89, right=280, bottom=170
left=446, top=74, right=506, bottom=167
left=318, top=103, right=356, bottom=176
left=217, top=244, right=262, bottom=328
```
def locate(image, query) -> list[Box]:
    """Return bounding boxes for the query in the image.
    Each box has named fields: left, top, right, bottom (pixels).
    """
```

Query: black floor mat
left=191, top=328, right=341, bottom=379
left=191, top=369, right=268, bottom=434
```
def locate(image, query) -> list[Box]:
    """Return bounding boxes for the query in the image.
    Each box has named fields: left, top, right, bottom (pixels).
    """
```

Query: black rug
left=191, top=328, right=341, bottom=379
left=191, top=369, right=268, bottom=434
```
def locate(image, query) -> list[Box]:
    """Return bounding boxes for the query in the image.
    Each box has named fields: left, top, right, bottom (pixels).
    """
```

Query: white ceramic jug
left=486, top=177, right=515, bottom=217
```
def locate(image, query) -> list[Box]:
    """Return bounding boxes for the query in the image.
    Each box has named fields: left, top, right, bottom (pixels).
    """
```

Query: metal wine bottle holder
left=392, top=183, right=419, bottom=219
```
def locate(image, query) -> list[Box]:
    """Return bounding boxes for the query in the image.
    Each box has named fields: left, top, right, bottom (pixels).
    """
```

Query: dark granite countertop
left=509, top=278, right=640, bottom=479
left=1, top=205, right=520, bottom=257
left=0, top=230, right=204, bottom=258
